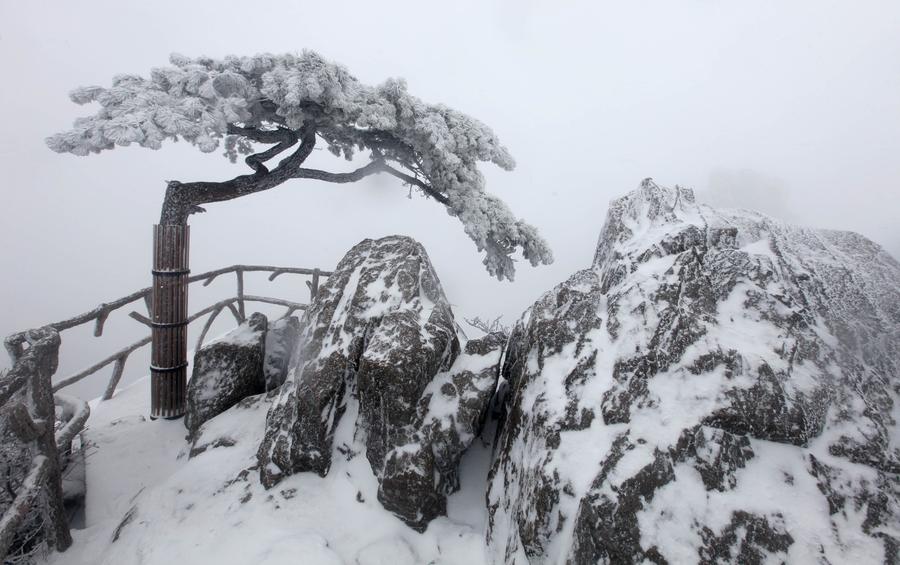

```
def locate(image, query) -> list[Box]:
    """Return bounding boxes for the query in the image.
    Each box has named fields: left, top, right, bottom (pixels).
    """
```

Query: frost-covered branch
left=293, top=161, right=385, bottom=184
left=381, top=165, right=449, bottom=205
left=48, top=51, right=554, bottom=280
left=465, top=315, right=510, bottom=338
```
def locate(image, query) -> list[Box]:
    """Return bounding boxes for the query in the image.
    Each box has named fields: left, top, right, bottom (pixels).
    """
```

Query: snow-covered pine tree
left=48, top=51, right=552, bottom=280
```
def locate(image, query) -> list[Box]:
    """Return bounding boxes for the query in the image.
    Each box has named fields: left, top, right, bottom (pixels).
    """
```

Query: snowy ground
left=46, top=376, right=494, bottom=565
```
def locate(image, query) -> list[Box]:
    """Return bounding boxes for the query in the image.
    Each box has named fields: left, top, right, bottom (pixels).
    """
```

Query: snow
left=638, top=438, right=890, bottom=564
left=740, top=237, right=775, bottom=258
left=46, top=374, right=493, bottom=565
left=207, top=320, right=263, bottom=348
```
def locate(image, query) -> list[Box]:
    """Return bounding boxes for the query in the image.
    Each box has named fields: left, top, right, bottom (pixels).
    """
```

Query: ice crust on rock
left=487, top=179, right=900, bottom=564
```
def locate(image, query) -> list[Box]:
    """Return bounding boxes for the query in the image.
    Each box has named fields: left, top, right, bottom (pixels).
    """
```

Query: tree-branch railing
left=5, top=265, right=331, bottom=399
left=0, top=327, right=75, bottom=560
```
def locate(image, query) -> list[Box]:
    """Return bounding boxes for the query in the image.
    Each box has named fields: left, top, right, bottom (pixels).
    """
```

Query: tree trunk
left=150, top=224, right=189, bottom=419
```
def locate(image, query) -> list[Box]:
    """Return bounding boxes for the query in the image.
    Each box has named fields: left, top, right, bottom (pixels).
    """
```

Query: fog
left=1, top=0, right=898, bottom=400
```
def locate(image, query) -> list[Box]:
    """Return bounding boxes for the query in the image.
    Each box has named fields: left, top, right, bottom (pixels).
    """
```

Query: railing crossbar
left=6, top=265, right=331, bottom=355
left=40, top=272, right=321, bottom=395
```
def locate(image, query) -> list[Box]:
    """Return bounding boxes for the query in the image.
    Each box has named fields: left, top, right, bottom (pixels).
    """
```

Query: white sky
left=1, top=0, right=898, bottom=398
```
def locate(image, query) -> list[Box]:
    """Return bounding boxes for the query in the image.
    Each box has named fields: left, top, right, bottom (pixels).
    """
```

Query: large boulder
left=258, top=235, right=498, bottom=531
left=487, top=180, right=900, bottom=563
left=185, top=312, right=267, bottom=438
left=380, top=331, right=505, bottom=528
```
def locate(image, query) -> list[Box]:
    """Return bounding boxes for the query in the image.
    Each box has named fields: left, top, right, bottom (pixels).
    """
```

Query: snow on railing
left=53, top=394, right=90, bottom=457
left=0, top=263, right=330, bottom=560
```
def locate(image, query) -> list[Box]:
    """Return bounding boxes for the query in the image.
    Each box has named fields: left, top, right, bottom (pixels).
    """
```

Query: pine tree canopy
left=48, top=51, right=553, bottom=280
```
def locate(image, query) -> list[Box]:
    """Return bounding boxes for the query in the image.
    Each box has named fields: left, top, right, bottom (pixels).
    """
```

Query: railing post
left=150, top=225, right=189, bottom=419
left=101, top=355, right=127, bottom=401
left=236, top=269, right=246, bottom=321
left=310, top=268, right=320, bottom=302
left=1, top=327, right=72, bottom=557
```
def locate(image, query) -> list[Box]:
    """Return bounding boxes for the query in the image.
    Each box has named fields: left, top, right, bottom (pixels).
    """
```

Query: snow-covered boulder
left=487, top=180, right=900, bottom=563
left=258, top=235, right=496, bottom=530
left=263, top=315, right=301, bottom=391
left=380, top=331, right=505, bottom=529
left=185, top=313, right=267, bottom=438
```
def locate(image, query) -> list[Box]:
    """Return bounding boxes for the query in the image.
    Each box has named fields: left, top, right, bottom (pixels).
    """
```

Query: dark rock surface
left=258, top=235, right=498, bottom=531
left=263, top=316, right=301, bottom=391
left=185, top=312, right=267, bottom=438
left=379, top=331, right=504, bottom=528
left=486, top=180, right=900, bottom=563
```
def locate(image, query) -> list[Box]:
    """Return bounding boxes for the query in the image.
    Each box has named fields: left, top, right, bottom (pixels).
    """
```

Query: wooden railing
left=4, top=264, right=331, bottom=399
left=0, top=264, right=330, bottom=561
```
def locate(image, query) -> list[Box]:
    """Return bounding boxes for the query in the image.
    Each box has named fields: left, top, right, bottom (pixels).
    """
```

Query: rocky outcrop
left=257, top=236, right=498, bottom=531
left=487, top=180, right=900, bottom=563
left=185, top=313, right=267, bottom=438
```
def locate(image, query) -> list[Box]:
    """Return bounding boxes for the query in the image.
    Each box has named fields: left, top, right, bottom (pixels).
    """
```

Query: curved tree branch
left=226, top=125, right=299, bottom=175
left=293, top=160, right=385, bottom=184
left=160, top=125, right=316, bottom=224
left=160, top=122, right=450, bottom=225
left=293, top=161, right=449, bottom=205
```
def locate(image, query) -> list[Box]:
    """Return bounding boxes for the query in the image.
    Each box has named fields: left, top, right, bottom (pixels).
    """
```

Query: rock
left=378, top=331, right=505, bottom=529
left=697, top=511, right=794, bottom=564
left=185, top=312, right=267, bottom=438
left=264, top=316, right=301, bottom=391
left=258, top=236, right=496, bottom=531
left=487, top=180, right=900, bottom=563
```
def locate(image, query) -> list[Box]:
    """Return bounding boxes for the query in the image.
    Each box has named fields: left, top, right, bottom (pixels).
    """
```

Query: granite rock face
left=487, top=180, right=900, bottom=564
left=257, top=236, right=498, bottom=531
left=185, top=313, right=268, bottom=438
